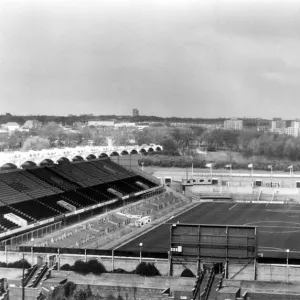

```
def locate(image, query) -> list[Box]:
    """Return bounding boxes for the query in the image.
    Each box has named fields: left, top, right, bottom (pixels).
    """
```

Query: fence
left=10, top=246, right=169, bottom=260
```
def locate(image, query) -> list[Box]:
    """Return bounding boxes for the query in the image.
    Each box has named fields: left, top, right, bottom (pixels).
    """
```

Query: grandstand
left=20, top=191, right=188, bottom=249
left=0, top=157, right=162, bottom=244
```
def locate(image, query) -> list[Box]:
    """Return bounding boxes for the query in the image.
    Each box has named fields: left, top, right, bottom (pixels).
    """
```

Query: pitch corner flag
left=225, top=164, right=232, bottom=168
left=206, top=163, right=212, bottom=168
left=288, top=165, right=293, bottom=169
left=248, top=163, right=253, bottom=168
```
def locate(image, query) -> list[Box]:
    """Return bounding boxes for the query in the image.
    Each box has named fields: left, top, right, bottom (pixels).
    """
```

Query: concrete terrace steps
left=207, top=274, right=223, bottom=300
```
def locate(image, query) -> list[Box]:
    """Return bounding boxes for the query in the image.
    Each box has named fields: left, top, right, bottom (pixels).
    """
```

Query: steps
left=207, top=274, right=223, bottom=300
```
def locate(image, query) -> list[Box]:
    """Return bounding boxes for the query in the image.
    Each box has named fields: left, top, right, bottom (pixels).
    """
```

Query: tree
left=135, top=262, right=160, bottom=276
left=39, top=122, right=64, bottom=147
left=21, top=136, right=50, bottom=151
left=160, top=138, right=178, bottom=154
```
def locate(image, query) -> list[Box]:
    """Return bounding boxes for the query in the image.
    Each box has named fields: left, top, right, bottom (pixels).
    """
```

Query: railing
left=17, top=245, right=168, bottom=259
left=200, top=269, right=215, bottom=300
left=191, top=272, right=204, bottom=300
left=23, top=264, right=38, bottom=286
left=216, top=269, right=225, bottom=292
left=32, top=264, right=48, bottom=288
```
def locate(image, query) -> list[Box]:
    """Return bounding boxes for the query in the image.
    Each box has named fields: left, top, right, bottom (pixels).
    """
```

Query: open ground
left=118, top=202, right=300, bottom=260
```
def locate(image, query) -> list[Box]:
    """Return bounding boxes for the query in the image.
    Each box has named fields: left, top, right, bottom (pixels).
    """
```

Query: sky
left=1, top=0, right=300, bottom=118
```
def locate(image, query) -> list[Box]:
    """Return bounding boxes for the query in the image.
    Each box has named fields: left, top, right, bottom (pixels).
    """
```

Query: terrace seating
left=62, top=190, right=97, bottom=207
left=0, top=181, right=32, bottom=205
left=75, top=162, right=111, bottom=183
left=11, top=200, right=60, bottom=221
left=58, top=163, right=104, bottom=186
left=78, top=187, right=110, bottom=202
left=121, top=177, right=144, bottom=192
left=135, top=176, right=157, bottom=188
left=87, top=161, right=121, bottom=182
left=0, top=199, right=35, bottom=223
left=50, top=164, right=94, bottom=187
left=92, top=183, right=123, bottom=199
left=104, top=159, right=135, bottom=176
left=0, top=170, right=59, bottom=200
left=37, top=194, right=70, bottom=214
left=90, top=159, right=132, bottom=180
left=28, top=167, right=80, bottom=191
left=24, top=171, right=62, bottom=193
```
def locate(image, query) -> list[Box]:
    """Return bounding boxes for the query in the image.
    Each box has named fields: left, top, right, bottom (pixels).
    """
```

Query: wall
left=0, top=268, right=23, bottom=279
left=246, top=292, right=300, bottom=300
left=43, top=272, right=195, bottom=300
left=228, top=263, right=255, bottom=281
left=5, top=251, right=300, bottom=283
left=0, top=251, right=198, bottom=277
left=8, top=286, right=40, bottom=300
left=256, top=264, right=300, bottom=282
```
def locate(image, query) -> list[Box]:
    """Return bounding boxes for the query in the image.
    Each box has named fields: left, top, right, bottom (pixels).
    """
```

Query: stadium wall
left=0, top=251, right=196, bottom=276
left=228, top=263, right=300, bottom=282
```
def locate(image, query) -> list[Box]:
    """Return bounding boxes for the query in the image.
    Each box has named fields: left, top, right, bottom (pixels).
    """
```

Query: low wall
left=228, top=263, right=300, bottom=282
left=245, top=292, right=300, bottom=300
left=0, top=268, right=23, bottom=279
left=0, top=251, right=197, bottom=277
left=8, top=286, right=40, bottom=300
left=228, top=263, right=255, bottom=281
left=257, top=264, right=300, bottom=283
left=4, top=251, right=300, bottom=283
left=43, top=272, right=194, bottom=300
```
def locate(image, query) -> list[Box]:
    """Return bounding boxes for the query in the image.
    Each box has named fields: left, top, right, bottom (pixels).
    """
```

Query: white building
left=137, top=125, right=149, bottom=131
left=87, top=120, right=115, bottom=127
left=285, top=120, right=300, bottom=137
left=224, top=118, right=243, bottom=130
left=271, top=118, right=286, bottom=134
left=114, top=122, right=136, bottom=128
left=2, top=122, right=20, bottom=132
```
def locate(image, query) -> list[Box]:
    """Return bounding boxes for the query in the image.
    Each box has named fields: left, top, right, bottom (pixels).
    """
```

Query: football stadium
left=2, top=147, right=300, bottom=299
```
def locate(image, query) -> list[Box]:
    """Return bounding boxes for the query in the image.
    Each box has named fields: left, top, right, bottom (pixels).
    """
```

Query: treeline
left=200, top=130, right=300, bottom=161
left=0, top=113, right=229, bottom=126
left=139, top=155, right=300, bottom=172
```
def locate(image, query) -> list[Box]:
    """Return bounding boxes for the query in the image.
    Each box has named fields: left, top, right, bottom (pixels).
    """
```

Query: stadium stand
left=22, top=191, right=190, bottom=249
left=0, top=158, right=161, bottom=237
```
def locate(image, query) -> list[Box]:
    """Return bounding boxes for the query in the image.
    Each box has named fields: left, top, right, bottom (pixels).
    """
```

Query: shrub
left=7, top=259, right=31, bottom=269
left=0, top=262, right=7, bottom=268
left=135, top=262, right=160, bottom=277
left=87, top=259, right=106, bottom=275
left=60, top=264, right=71, bottom=271
left=64, top=281, right=76, bottom=298
left=181, top=268, right=195, bottom=277
left=72, top=260, right=90, bottom=275
left=71, top=259, right=106, bottom=275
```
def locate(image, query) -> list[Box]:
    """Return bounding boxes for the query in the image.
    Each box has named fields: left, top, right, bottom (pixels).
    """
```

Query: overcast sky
left=1, top=0, right=300, bottom=118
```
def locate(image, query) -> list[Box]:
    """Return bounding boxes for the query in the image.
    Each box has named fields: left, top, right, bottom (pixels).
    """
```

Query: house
left=2, top=122, right=20, bottom=132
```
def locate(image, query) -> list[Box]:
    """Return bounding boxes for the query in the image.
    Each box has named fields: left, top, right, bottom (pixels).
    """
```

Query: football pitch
left=118, top=202, right=300, bottom=259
